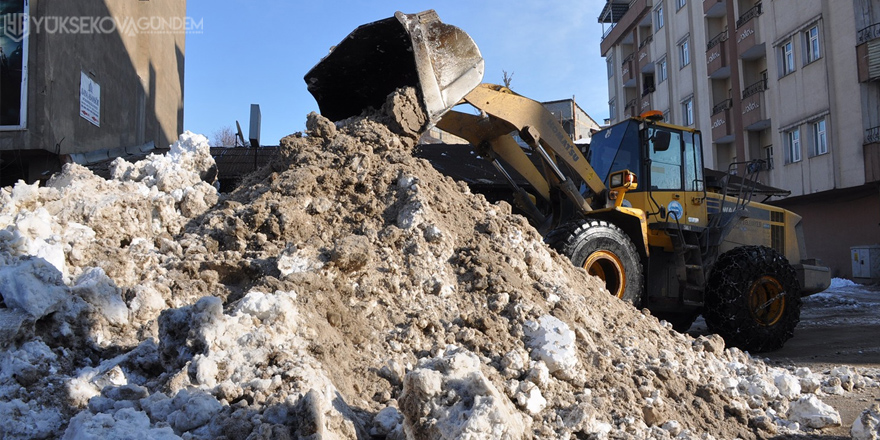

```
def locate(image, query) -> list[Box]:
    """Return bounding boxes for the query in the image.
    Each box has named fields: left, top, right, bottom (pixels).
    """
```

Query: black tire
left=703, top=245, right=801, bottom=353
left=547, top=220, right=644, bottom=307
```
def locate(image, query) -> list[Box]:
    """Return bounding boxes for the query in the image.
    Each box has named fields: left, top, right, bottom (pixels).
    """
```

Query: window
left=655, top=4, right=664, bottom=31
left=677, top=0, right=686, bottom=10
left=649, top=128, right=683, bottom=190
left=805, top=25, right=821, bottom=64
left=657, top=57, right=668, bottom=83
left=780, top=40, right=795, bottom=76
left=764, top=146, right=774, bottom=170
left=683, top=131, right=704, bottom=191
left=607, top=55, right=614, bottom=78
left=682, top=97, right=693, bottom=126
left=812, top=119, right=827, bottom=155
left=786, top=128, right=801, bottom=163
left=679, top=38, right=690, bottom=68
left=609, top=99, right=616, bottom=118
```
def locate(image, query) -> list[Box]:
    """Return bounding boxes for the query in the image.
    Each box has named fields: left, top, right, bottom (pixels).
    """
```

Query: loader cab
left=587, top=116, right=707, bottom=226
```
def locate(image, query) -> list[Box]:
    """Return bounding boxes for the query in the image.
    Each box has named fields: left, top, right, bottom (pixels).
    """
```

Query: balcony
left=741, top=79, right=769, bottom=130
left=857, top=23, right=880, bottom=82
left=600, top=0, right=653, bottom=53
left=625, top=98, right=639, bottom=118
left=865, top=126, right=880, bottom=182
left=703, top=0, right=726, bottom=17
left=637, top=35, right=653, bottom=72
left=622, top=53, right=636, bottom=87
left=640, top=94, right=654, bottom=113
left=706, top=30, right=730, bottom=78
left=735, top=3, right=765, bottom=59
left=711, top=99, right=734, bottom=143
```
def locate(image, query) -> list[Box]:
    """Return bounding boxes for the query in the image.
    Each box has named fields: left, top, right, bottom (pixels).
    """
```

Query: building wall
left=774, top=186, right=880, bottom=279
left=0, top=0, right=185, bottom=182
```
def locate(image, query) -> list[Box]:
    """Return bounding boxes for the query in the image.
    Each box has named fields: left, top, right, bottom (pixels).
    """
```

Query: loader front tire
left=548, top=220, right=643, bottom=307
left=703, top=246, right=801, bottom=353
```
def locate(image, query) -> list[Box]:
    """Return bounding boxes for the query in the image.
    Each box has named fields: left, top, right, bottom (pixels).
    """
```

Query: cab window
left=649, top=128, right=683, bottom=190
left=683, top=131, right=704, bottom=192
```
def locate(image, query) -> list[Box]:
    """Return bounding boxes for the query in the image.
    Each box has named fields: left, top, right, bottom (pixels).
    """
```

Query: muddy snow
left=1, top=88, right=879, bottom=439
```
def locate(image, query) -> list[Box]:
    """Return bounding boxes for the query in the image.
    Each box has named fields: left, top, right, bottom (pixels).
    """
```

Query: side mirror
left=652, top=130, right=671, bottom=152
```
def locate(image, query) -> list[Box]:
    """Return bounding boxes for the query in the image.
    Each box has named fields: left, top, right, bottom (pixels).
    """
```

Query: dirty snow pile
left=0, top=89, right=879, bottom=439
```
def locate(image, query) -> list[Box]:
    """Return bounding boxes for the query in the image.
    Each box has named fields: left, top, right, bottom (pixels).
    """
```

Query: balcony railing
left=707, top=29, right=728, bottom=50
left=642, top=84, right=656, bottom=97
left=712, top=98, right=732, bottom=115
left=858, top=22, right=880, bottom=45
left=742, top=78, right=767, bottom=99
left=866, top=126, right=880, bottom=144
left=639, top=34, right=654, bottom=49
left=622, top=53, right=635, bottom=65
left=736, top=2, right=762, bottom=29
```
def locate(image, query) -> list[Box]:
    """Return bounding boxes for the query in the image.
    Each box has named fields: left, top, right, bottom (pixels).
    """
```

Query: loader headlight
left=609, top=170, right=638, bottom=190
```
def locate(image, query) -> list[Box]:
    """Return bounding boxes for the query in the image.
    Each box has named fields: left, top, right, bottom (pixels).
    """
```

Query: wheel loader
left=303, top=10, right=831, bottom=352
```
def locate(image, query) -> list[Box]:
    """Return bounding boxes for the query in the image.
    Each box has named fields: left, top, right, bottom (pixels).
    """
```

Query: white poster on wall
left=80, top=71, right=100, bottom=127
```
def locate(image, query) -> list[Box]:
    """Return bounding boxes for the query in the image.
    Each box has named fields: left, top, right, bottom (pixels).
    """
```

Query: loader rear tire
left=547, top=220, right=643, bottom=307
left=703, top=245, right=801, bottom=353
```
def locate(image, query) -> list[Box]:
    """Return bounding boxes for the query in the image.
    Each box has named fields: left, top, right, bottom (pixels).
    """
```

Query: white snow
left=788, top=394, right=842, bottom=429
left=852, top=404, right=880, bottom=440
left=523, top=314, right=578, bottom=376
left=399, top=347, right=527, bottom=438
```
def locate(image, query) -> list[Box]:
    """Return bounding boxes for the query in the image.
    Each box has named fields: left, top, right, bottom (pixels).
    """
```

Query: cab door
left=647, top=128, right=707, bottom=227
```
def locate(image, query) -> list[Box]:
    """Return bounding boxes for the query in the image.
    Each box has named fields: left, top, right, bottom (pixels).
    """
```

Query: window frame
left=780, top=39, right=795, bottom=76
left=764, top=145, right=774, bottom=170
left=679, top=38, right=690, bottom=68
left=607, top=55, right=615, bottom=78
left=786, top=128, right=802, bottom=163
left=804, top=25, right=821, bottom=65
left=677, top=0, right=686, bottom=10
left=681, top=97, right=694, bottom=126
left=657, top=57, right=668, bottom=83
left=655, top=3, right=664, bottom=31
left=812, top=119, right=827, bottom=156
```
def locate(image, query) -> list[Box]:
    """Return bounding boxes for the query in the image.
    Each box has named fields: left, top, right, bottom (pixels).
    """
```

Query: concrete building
left=0, top=0, right=187, bottom=186
left=599, top=0, right=880, bottom=279
left=541, top=98, right=602, bottom=145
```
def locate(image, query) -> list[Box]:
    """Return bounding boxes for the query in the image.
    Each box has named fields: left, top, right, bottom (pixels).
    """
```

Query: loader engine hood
left=304, top=10, right=485, bottom=125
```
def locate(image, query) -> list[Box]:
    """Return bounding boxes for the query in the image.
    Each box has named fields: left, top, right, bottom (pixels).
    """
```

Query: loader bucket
left=304, top=10, right=484, bottom=125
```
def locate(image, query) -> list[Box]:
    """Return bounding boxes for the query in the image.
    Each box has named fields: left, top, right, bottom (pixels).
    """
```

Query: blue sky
left=184, top=0, right=609, bottom=146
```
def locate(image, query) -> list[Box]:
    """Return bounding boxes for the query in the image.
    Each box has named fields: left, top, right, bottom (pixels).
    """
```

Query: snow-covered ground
left=802, top=278, right=880, bottom=326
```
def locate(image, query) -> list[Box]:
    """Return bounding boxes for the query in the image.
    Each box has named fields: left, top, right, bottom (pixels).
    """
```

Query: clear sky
left=184, top=0, right=610, bottom=146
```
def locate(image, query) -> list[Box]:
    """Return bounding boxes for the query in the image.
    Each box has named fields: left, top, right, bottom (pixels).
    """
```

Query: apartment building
left=599, top=0, right=880, bottom=278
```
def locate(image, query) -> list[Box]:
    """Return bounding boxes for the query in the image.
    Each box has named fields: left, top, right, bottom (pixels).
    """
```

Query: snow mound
left=0, top=91, right=877, bottom=439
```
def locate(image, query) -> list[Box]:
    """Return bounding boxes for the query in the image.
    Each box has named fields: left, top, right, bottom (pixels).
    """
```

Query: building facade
left=0, top=0, right=186, bottom=185
left=599, top=0, right=880, bottom=278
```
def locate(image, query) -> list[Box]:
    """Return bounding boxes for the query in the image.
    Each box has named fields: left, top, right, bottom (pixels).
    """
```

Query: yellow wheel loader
left=304, top=10, right=831, bottom=352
